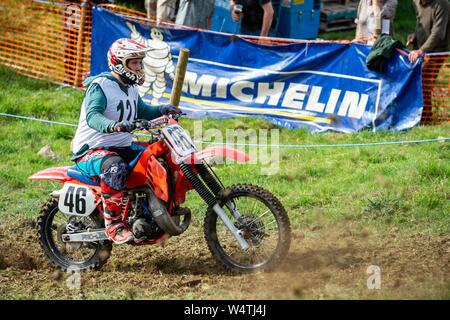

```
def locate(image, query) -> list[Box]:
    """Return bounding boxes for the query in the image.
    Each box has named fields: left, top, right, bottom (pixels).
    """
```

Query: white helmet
left=107, top=38, right=149, bottom=85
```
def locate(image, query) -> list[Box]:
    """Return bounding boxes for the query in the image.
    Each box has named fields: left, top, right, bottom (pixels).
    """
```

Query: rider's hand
left=112, top=120, right=136, bottom=133
left=159, top=103, right=182, bottom=115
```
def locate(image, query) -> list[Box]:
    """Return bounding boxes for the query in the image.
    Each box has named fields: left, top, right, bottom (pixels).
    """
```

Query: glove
left=159, top=103, right=181, bottom=115
left=112, top=120, right=136, bottom=133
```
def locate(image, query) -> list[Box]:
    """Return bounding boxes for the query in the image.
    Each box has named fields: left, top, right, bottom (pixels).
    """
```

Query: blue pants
left=74, top=142, right=148, bottom=191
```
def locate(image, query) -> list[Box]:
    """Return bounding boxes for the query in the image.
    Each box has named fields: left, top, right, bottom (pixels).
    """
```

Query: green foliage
left=116, top=0, right=146, bottom=12
left=393, top=0, right=417, bottom=43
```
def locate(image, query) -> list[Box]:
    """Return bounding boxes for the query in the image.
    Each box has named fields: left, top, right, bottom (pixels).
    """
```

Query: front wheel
left=204, top=184, right=291, bottom=273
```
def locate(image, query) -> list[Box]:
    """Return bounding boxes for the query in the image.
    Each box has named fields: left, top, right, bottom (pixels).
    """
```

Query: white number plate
left=58, top=183, right=97, bottom=216
left=162, top=123, right=197, bottom=160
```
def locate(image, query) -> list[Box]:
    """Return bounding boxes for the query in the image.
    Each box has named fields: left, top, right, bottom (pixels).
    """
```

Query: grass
left=0, top=78, right=448, bottom=302
left=0, top=64, right=448, bottom=235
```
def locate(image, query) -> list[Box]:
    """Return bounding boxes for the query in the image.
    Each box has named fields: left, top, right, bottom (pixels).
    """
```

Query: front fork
left=180, top=163, right=249, bottom=250
left=193, top=163, right=241, bottom=217
left=211, top=204, right=249, bottom=250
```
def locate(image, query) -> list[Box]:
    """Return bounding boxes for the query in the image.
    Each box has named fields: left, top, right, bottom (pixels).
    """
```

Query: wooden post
left=170, top=48, right=190, bottom=107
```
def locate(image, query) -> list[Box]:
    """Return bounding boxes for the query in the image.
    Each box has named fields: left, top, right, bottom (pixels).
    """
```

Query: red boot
left=102, top=188, right=134, bottom=244
left=105, top=222, right=134, bottom=244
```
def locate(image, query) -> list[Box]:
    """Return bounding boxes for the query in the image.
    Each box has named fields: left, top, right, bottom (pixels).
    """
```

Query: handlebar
left=135, top=116, right=167, bottom=131
left=133, top=112, right=186, bottom=132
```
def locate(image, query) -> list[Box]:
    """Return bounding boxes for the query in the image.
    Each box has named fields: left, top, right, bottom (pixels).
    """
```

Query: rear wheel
left=37, top=197, right=112, bottom=272
left=204, top=184, right=291, bottom=273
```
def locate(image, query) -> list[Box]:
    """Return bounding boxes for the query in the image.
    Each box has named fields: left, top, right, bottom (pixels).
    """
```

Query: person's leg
left=99, top=154, right=134, bottom=244
left=145, top=0, right=157, bottom=19
left=75, top=150, right=133, bottom=244
left=157, top=0, right=177, bottom=22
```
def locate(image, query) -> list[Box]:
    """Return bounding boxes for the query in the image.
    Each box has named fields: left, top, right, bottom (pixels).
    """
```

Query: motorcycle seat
left=127, top=150, right=144, bottom=171
left=67, top=165, right=101, bottom=186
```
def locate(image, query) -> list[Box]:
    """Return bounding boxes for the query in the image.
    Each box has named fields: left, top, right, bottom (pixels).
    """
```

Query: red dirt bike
left=29, top=114, right=291, bottom=273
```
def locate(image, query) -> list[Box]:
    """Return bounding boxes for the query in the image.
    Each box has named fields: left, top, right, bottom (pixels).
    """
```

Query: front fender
left=187, top=146, right=250, bottom=164
left=28, top=166, right=72, bottom=182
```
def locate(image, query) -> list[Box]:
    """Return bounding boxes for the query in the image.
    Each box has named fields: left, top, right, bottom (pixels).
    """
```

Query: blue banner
left=90, top=6, right=423, bottom=133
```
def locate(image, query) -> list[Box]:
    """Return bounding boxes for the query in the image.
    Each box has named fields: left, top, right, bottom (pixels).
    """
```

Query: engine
left=125, top=192, right=166, bottom=242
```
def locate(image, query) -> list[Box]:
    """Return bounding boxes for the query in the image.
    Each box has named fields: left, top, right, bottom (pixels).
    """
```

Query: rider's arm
left=84, top=84, right=116, bottom=133
left=136, top=95, right=163, bottom=120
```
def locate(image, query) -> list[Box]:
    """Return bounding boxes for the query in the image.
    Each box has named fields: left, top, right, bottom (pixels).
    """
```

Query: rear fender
left=29, top=167, right=103, bottom=216
left=28, top=166, right=72, bottom=182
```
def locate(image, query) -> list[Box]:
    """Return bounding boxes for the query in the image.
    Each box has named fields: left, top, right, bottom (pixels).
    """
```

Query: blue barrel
left=210, top=0, right=240, bottom=34
left=210, top=0, right=320, bottom=40
left=277, top=0, right=321, bottom=39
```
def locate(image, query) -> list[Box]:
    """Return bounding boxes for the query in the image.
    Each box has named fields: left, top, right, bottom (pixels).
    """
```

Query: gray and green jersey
left=72, top=72, right=161, bottom=159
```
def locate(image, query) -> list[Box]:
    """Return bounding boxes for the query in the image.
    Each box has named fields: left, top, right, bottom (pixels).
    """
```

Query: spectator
left=355, top=0, right=398, bottom=40
left=407, top=0, right=450, bottom=63
left=175, top=0, right=215, bottom=30
left=145, top=0, right=177, bottom=23
left=407, top=0, right=450, bottom=122
left=230, top=0, right=276, bottom=37
left=145, top=0, right=157, bottom=19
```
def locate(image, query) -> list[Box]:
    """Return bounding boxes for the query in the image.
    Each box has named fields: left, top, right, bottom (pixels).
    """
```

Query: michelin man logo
left=126, top=22, right=175, bottom=105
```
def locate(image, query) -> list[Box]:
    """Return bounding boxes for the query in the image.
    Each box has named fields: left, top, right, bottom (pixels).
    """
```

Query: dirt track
left=0, top=218, right=448, bottom=300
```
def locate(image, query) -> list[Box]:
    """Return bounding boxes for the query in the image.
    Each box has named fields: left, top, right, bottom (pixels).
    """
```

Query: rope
left=1, top=112, right=448, bottom=148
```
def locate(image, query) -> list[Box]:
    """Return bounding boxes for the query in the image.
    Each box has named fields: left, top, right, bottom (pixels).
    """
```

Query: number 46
left=64, top=186, right=87, bottom=214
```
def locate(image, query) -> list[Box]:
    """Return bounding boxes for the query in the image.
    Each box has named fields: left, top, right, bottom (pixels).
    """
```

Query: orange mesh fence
left=0, top=0, right=91, bottom=87
left=0, top=0, right=448, bottom=124
left=421, top=53, right=450, bottom=124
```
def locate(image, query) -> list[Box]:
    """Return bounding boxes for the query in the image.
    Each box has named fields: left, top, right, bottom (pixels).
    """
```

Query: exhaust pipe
left=144, top=189, right=191, bottom=236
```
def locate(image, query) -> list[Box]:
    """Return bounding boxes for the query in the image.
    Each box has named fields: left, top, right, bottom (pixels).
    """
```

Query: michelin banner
left=90, top=6, right=423, bottom=133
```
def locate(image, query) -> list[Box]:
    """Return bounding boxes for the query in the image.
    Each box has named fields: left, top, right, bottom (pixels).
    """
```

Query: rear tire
left=37, top=197, right=112, bottom=272
left=204, top=184, right=291, bottom=273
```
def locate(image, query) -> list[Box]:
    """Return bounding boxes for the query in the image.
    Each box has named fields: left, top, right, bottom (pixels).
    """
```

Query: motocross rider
left=71, top=38, right=180, bottom=244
